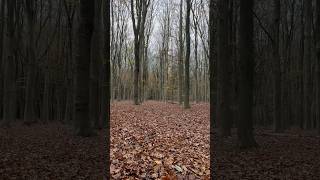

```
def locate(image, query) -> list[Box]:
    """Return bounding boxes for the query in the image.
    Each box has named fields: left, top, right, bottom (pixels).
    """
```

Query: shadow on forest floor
left=0, top=122, right=106, bottom=179
left=214, top=127, right=320, bottom=179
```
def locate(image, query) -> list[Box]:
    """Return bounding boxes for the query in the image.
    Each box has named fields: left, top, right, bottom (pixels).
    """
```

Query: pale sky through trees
left=121, top=0, right=209, bottom=67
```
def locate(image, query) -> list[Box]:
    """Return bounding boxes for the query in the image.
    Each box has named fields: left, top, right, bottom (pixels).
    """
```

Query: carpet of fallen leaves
left=1, top=101, right=320, bottom=179
left=110, top=101, right=210, bottom=179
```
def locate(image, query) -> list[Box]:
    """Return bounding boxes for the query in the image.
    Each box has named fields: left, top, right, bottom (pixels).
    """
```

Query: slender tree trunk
left=2, top=0, right=17, bottom=127
left=64, top=0, right=75, bottom=124
left=0, top=0, right=5, bottom=119
left=178, top=0, right=184, bottom=105
left=272, top=0, right=282, bottom=132
left=103, top=0, right=111, bottom=178
left=209, top=0, right=216, bottom=179
left=75, top=0, right=95, bottom=136
left=303, top=0, right=312, bottom=129
left=315, top=0, right=320, bottom=134
left=184, top=0, right=191, bottom=109
left=299, top=1, right=305, bottom=129
left=41, top=71, right=50, bottom=122
left=238, top=0, right=257, bottom=148
left=194, top=13, right=199, bottom=103
left=24, top=0, right=37, bottom=125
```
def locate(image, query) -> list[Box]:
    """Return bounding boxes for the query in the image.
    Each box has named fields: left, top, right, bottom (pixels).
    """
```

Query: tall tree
left=272, top=0, right=282, bottom=132
left=130, top=0, right=150, bottom=105
left=0, top=0, right=5, bottom=118
left=103, top=0, right=111, bottom=177
left=24, top=0, right=37, bottom=125
left=303, top=0, right=312, bottom=129
left=209, top=0, right=216, bottom=178
left=178, top=0, right=184, bottom=105
left=238, top=0, right=257, bottom=148
left=90, top=0, right=103, bottom=129
left=74, top=0, right=95, bottom=136
left=2, top=0, right=17, bottom=127
left=184, top=0, right=191, bottom=109
left=316, top=0, right=320, bottom=134
left=216, top=0, right=232, bottom=136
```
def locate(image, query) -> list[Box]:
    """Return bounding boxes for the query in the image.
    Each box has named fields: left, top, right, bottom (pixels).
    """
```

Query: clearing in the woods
left=1, top=102, right=320, bottom=179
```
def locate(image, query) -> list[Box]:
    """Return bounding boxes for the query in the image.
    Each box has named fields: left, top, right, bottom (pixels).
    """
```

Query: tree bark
left=217, top=0, right=232, bottom=136
left=272, top=0, right=282, bottom=133
left=75, top=0, right=95, bottom=136
left=184, top=0, right=191, bottom=109
left=90, top=0, right=103, bottom=129
left=178, top=0, right=184, bottom=105
left=24, top=0, right=37, bottom=125
left=238, top=0, right=258, bottom=148
left=315, top=0, right=320, bottom=134
left=2, top=0, right=17, bottom=127
left=303, top=0, right=312, bottom=129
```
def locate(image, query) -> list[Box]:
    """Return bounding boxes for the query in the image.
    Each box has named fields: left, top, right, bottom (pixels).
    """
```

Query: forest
left=0, top=0, right=319, bottom=179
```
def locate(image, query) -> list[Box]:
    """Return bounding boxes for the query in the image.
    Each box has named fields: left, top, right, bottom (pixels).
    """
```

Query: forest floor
left=1, top=101, right=320, bottom=179
left=214, top=128, right=320, bottom=179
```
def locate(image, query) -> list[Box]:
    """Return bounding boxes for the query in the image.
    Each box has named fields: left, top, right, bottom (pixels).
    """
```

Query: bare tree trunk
left=303, top=0, right=312, bottom=129
left=41, top=71, right=50, bottom=122
left=75, top=0, right=95, bottom=136
left=0, top=0, right=5, bottom=119
left=217, top=0, right=232, bottom=136
left=209, top=0, right=216, bottom=179
left=2, top=0, right=17, bottom=127
left=238, top=0, right=257, bottom=148
left=90, top=0, right=103, bottom=129
left=272, top=0, right=282, bottom=132
left=184, top=0, right=191, bottom=109
left=193, top=7, right=199, bottom=103
left=315, top=0, right=320, bottom=134
left=24, top=0, right=37, bottom=125
left=63, top=0, right=75, bottom=124
left=178, top=0, right=184, bottom=105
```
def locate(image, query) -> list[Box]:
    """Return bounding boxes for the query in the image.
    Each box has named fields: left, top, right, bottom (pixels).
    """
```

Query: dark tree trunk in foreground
left=238, top=0, right=257, bottom=148
left=24, top=0, right=37, bottom=125
left=303, top=0, right=312, bottom=129
left=272, top=0, right=282, bottom=132
left=209, top=0, right=216, bottom=178
left=316, top=0, right=320, bottom=134
left=2, top=0, right=17, bottom=127
left=75, top=0, right=95, bottom=136
left=103, top=0, right=111, bottom=178
left=217, top=0, right=232, bottom=137
left=90, top=0, right=103, bottom=129
left=184, top=0, right=191, bottom=109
